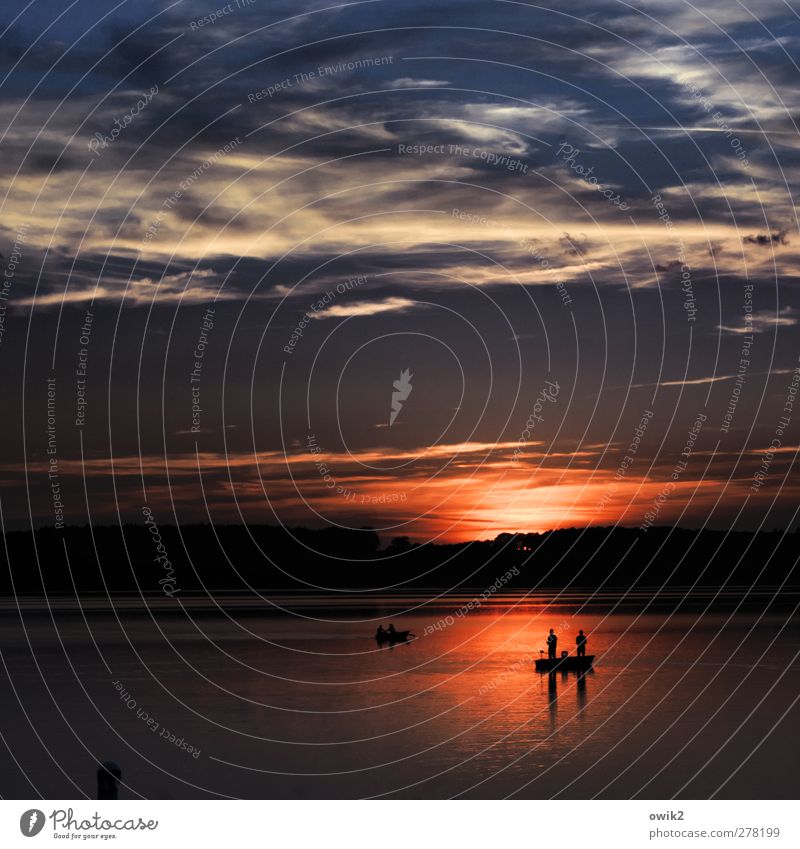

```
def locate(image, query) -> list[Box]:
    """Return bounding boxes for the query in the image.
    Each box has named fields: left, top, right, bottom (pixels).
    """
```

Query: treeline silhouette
left=1, top=524, right=797, bottom=596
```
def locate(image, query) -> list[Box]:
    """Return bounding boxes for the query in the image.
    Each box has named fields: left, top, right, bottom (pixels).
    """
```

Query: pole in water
left=97, top=761, right=121, bottom=799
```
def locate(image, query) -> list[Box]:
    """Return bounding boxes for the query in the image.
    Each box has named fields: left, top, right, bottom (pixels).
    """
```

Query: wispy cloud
left=659, top=375, right=737, bottom=387
left=389, top=77, right=451, bottom=88
left=629, top=368, right=796, bottom=389
left=15, top=269, right=226, bottom=307
left=310, top=296, right=418, bottom=319
left=718, top=308, right=798, bottom=334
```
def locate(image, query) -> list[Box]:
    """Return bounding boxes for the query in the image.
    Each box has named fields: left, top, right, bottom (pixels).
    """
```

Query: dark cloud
left=744, top=229, right=790, bottom=247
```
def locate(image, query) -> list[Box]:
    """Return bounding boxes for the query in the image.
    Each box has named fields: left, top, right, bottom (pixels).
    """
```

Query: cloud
left=633, top=368, right=796, bottom=388
left=718, top=308, right=798, bottom=334
left=743, top=230, right=790, bottom=247
left=559, top=232, right=590, bottom=256
left=310, top=296, right=418, bottom=318
left=1, top=437, right=763, bottom=542
left=15, top=268, right=229, bottom=307
left=658, top=375, right=737, bottom=387
left=389, top=78, right=451, bottom=88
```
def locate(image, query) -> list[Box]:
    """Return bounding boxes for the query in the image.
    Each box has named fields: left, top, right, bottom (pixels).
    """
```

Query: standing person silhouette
left=576, top=629, right=588, bottom=657
left=546, top=628, right=558, bottom=660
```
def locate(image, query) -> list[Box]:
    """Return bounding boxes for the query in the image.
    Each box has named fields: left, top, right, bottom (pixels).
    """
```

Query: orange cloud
left=6, top=439, right=789, bottom=541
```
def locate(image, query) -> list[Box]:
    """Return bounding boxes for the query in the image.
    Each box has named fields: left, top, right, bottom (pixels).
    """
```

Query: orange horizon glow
left=3, top=439, right=783, bottom=543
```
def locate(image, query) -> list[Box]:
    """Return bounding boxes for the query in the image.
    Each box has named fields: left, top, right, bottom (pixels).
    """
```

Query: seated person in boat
left=387, top=623, right=396, bottom=635
left=376, top=625, right=387, bottom=640
left=576, top=630, right=588, bottom=657
left=546, top=628, right=558, bottom=659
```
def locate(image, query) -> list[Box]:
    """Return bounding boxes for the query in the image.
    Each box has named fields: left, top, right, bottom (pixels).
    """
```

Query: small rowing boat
left=535, top=654, right=594, bottom=672
left=376, top=629, right=414, bottom=644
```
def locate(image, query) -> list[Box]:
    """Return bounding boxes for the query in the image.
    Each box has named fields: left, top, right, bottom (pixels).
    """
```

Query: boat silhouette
left=375, top=629, right=414, bottom=645
left=535, top=652, right=594, bottom=672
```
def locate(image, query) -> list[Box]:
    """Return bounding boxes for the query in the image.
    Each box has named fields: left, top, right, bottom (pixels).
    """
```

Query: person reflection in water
left=548, top=672, right=558, bottom=731
left=576, top=670, right=587, bottom=710
left=576, top=629, right=588, bottom=657
left=546, top=628, right=558, bottom=659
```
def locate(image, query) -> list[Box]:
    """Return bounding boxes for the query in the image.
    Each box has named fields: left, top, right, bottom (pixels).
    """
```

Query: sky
left=0, top=0, right=799, bottom=542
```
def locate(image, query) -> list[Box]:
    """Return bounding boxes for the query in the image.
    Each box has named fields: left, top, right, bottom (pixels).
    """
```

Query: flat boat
left=376, top=629, right=414, bottom=644
left=534, top=654, right=594, bottom=672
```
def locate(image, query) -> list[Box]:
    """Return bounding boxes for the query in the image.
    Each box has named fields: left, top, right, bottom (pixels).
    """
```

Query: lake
left=1, top=591, right=798, bottom=798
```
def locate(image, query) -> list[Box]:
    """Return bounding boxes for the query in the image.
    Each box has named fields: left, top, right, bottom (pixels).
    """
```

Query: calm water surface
left=1, top=594, right=798, bottom=799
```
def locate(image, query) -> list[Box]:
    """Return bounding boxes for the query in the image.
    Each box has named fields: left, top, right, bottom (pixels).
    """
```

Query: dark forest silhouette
left=1, top=524, right=797, bottom=596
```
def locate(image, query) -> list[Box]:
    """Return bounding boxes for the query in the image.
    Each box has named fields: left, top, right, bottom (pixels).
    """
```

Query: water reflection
left=544, top=669, right=591, bottom=732
left=548, top=671, right=558, bottom=732
left=0, top=607, right=795, bottom=799
left=576, top=670, right=587, bottom=712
